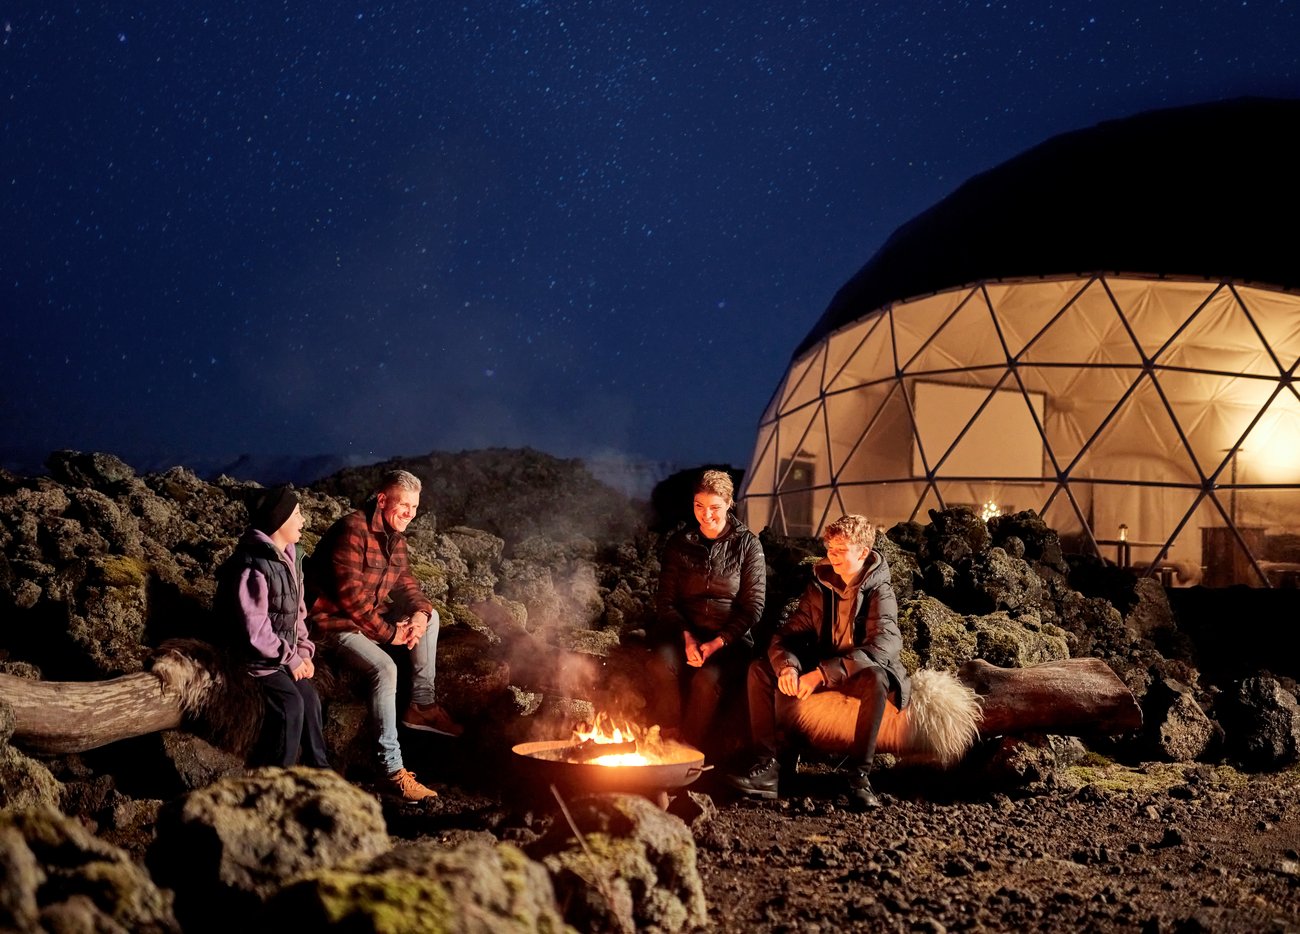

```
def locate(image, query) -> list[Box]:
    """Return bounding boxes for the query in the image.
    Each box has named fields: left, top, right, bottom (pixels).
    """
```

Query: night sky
left=4, top=3, right=1299, bottom=475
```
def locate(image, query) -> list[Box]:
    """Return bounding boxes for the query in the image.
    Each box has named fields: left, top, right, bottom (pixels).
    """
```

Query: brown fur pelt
left=148, top=638, right=264, bottom=756
left=791, top=669, right=981, bottom=767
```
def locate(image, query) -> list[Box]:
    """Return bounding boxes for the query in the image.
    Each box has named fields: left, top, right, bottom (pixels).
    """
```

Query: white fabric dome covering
left=741, top=273, right=1300, bottom=587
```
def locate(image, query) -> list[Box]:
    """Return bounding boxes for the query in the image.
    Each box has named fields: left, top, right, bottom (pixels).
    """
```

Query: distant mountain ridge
left=0, top=447, right=679, bottom=499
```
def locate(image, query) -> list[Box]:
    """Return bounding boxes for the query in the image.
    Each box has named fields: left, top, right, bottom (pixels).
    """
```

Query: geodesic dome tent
left=740, top=98, right=1300, bottom=587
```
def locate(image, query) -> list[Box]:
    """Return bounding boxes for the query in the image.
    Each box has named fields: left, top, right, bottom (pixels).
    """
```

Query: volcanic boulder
left=1222, top=675, right=1300, bottom=768
left=148, top=767, right=391, bottom=926
left=532, top=792, right=707, bottom=933
left=0, top=806, right=178, bottom=933
left=264, top=839, right=568, bottom=933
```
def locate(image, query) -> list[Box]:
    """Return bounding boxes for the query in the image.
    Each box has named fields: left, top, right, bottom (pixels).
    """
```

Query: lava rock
left=1147, top=679, right=1215, bottom=762
left=900, top=595, right=976, bottom=671
left=0, top=805, right=177, bottom=932
left=531, top=792, right=707, bottom=933
left=1223, top=675, right=1300, bottom=768
left=45, top=450, right=138, bottom=490
left=0, top=743, right=62, bottom=811
left=265, top=838, right=566, bottom=933
left=926, top=507, right=992, bottom=565
left=149, top=767, right=390, bottom=926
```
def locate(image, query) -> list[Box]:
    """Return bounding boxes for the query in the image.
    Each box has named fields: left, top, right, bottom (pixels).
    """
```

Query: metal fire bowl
left=511, top=739, right=709, bottom=796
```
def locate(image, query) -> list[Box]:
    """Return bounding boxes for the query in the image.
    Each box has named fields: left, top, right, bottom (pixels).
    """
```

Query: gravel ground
left=692, top=760, right=1300, bottom=933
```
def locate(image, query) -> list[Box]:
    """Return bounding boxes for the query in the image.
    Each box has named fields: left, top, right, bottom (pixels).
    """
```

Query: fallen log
left=1, top=639, right=236, bottom=755
left=0, top=641, right=1140, bottom=760
left=959, top=657, right=1143, bottom=736
left=793, top=658, right=1142, bottom=765
left=0, top=670, right=183, bottom=755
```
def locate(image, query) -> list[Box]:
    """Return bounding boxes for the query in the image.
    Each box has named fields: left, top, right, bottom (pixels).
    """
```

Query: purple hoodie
left=231, top=530, right=314, bottom=676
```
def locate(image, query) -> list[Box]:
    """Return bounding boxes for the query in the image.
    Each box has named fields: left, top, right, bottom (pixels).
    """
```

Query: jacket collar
left=813, top=550, right=882, bottom=598
left=239, top=528, right=294, bottom=566
left=365, top=500, right=397, bottom=539
left=683, top=514, right=748, bottom=545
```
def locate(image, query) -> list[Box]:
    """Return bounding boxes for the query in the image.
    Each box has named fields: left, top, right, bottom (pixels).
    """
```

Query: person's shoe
left=725, top=756, right=781, bottom=799
left=401, top=702, right=464, bottom=737
left=387, top=768, right=438, bottom=801
left=846, top=768, right=880, bottom=810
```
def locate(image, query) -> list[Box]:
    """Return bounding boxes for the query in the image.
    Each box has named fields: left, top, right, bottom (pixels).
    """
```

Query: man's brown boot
left=387, top=768, right=437, bottom=801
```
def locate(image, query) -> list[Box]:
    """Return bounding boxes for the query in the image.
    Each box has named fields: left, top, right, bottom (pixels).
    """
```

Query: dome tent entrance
left=739, top=99, right=1300, bottom=587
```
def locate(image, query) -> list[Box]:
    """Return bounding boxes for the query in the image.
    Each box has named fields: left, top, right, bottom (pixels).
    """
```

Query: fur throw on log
left=148, top=639, right=264, bottom=755
left=791, top=669, right=981, bottom=767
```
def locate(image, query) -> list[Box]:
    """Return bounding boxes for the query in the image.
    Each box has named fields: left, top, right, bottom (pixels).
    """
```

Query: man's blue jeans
left=334, top=611, right=439, bottom=775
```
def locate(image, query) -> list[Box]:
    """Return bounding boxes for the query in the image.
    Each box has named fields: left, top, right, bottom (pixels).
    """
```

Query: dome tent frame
left=740, top=273, right=1300, bottom=587
left=741, top=99, right=1300, bottom=588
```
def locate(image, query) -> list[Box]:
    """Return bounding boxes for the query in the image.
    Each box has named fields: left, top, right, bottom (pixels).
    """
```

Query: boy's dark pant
left=746, top=657, right=888, bottom=766
left=250, top=668, right=330, bottom=768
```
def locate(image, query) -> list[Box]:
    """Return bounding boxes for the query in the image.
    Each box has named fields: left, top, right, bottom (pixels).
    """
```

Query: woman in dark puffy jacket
left=648, top=469, right=766, bottom=749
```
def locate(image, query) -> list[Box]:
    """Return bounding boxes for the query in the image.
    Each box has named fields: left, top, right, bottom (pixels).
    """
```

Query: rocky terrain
left=1, top=448, right=1299, bottom=932
left=695, top=761, right=1300, bottom=932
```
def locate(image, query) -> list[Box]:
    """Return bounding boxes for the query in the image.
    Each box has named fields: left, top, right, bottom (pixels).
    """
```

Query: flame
left=571, top=713, right=656, bottom=767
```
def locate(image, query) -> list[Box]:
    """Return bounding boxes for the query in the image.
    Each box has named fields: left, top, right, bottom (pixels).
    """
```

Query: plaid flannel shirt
left=305, top=503, right=433, bottom=644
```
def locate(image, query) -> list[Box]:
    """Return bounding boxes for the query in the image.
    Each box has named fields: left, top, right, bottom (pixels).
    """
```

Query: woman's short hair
left=695, top=469, right=734, bottom=505
left=377, top=469, right=422, bottom=498
left=823, top=514, right=876, bottom=550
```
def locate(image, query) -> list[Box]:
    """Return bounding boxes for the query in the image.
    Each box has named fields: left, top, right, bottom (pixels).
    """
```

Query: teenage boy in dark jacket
left=728, top=514, right=909, bottom=809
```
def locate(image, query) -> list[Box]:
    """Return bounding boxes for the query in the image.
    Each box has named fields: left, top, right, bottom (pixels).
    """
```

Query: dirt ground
left=689, top=759, right=1300, bottom=933
left=391, top=740, right=1300, bottom=932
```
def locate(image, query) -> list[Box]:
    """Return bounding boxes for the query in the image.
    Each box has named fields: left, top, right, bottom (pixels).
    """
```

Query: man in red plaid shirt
left=306, top=469, right=460, bottom=801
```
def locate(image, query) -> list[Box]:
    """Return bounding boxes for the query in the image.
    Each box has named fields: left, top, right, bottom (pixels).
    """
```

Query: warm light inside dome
left=1240, top=393, right=1300, bottom=484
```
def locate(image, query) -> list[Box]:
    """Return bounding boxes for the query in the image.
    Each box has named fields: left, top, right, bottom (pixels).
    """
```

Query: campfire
left=567, top=713, right=662, bottom=767
left=511, top=713, right=709, bottom=802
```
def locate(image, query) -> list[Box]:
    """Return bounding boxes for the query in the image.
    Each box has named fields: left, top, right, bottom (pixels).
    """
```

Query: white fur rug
left=791, top=669, right=981, bottom=767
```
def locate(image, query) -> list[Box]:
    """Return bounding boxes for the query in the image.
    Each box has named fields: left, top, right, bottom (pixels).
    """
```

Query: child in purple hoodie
left=216, top=486, right=329, bottom=768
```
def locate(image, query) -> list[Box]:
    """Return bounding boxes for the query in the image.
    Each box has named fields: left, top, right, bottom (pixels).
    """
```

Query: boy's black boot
left=725, top=755, right=780, bottom=799
left=847, top=765, right=880, bottom=810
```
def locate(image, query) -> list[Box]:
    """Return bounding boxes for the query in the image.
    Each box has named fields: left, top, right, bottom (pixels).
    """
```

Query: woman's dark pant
left=747, top=658, right=888, bottom=767
left=646, top=641, right=748, bottom=748
left=250, top=669, right=330, bottom=768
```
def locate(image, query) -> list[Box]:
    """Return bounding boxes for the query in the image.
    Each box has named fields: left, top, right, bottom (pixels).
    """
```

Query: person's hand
left=293, top=657, right=314, bottom=681
left=407, top=611, right=429, bottom=649
left=683, top=632, right=703, bottom=667
left=777, top=666, right=801, bottom=696
left=795, top=669, right=824, bottom=700
left=697, top=637, right=725, bottom=664
left=391, top=618, right=413, bottom=646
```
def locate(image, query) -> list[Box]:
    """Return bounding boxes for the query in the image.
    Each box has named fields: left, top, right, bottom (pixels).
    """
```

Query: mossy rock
left=970, top=611, right=1070, bottom=668
left=408, top=559, right=450, bottom=600
left=534, top=794, right=706, bottom=933
left=266, top=840, right=570, bottom=933
left=95, top=554, right=151, bottom=588
left=0, top=744, right=63, bottom=811
left=0, top=805, right=177, bottom=932
left=1062, top=761, right=1249, bottom=797
left=902, top=594, right=977, bottom=671
left=266, top=869, right=457, bottom=933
